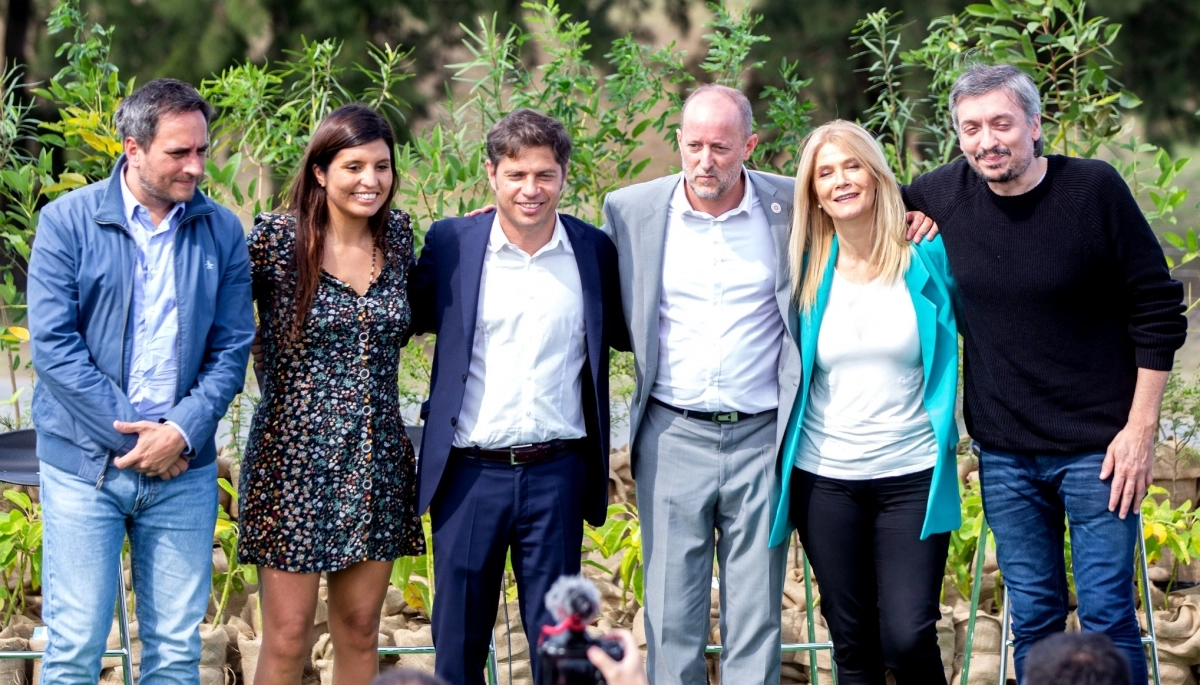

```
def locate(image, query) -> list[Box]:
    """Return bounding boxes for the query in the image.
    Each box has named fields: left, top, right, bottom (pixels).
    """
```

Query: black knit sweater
left=903, top=155, right=1187, bottom=454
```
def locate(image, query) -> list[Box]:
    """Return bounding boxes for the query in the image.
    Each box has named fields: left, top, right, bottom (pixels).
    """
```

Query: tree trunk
left=3, top=0, right=33, bottom=85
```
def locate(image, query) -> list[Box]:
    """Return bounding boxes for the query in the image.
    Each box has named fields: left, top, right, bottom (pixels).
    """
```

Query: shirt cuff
left=163, top=420, right=195, bottom=456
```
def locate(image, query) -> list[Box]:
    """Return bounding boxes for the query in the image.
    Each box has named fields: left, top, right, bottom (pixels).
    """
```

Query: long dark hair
left=286, top=103, right=398, bottom=338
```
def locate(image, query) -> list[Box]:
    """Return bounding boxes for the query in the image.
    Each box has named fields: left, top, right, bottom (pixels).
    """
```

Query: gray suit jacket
left=601, top=170, right=802, bottom=461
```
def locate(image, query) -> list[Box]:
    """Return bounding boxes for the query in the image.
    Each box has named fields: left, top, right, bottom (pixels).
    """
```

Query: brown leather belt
left=450, top=438, right=586, bottom=465
left=649, top=396, right=772, bottom=424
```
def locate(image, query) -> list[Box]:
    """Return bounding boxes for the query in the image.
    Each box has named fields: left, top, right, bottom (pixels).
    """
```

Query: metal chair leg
left=116, top=558, right=134, bottom=685
left=961, top=515, right=991, bottom=685
left=992, top=512, right=1163, bottom=685
left=997, top=585, right=1010, bottom=685
left=1136, top=512, right=1162, bottom=685
left=802, top=548, right=822, bottom=685
left=487, top=631, right=500, bottom=685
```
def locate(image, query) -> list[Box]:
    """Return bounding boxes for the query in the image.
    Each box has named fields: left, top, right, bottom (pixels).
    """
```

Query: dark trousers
left=790, top=467, right=950, bottom=685
left=430, top=449, right=586, bottom=685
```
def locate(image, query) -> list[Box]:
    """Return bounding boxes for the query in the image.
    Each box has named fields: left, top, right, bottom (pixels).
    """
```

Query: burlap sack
left=792, top=614, right=834, bottom=676
left=29, top=629, right=46, bottom=685
left=237, top=633, right=262, bottom=685
left=392, top=623, right=435, bottom=670
left=0, top=615, right=35, bottom=640
left=101, top=619, right=140, bottom=675
left=492, top=597, right=532, bottom=685
left=312, top=632, right=334, bottom=685
left=0, top=636, right=29, bottom=684
left=199, top=624, right=228, bottom=685
left=1146, top=596, right=1200, bottom=685
left=938, top=603, right=955, bottom=683
left=382, top=586, right=405, bottom=617
left=380, top=614, right=408, bottom=637
left=779, top=662, right=806, bottom=685
left=952, top=653, right=1002, bottom=685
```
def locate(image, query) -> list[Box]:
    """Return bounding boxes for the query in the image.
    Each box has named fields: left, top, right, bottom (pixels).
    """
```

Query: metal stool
left=702, top=541, right=838, bottom=684
left=961, top=514, right=1161, bottom=685
left=0, top=429, right=135, bottom=683
left=378, top=423, right=500, bottom=681
left=377, top=636, right=500, bottom=683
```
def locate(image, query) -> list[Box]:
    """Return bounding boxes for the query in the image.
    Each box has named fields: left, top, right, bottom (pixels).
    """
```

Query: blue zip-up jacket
left=29, top=156, right=255, bottom=484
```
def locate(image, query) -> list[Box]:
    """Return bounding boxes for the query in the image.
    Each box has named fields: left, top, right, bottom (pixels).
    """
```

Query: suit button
left=450, top=417, right=457, bottom=426
left=462, top=374, right=468, bottom=382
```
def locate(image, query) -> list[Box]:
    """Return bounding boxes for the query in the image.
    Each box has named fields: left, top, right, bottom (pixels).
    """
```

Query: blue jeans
left=40, top=460, right=218, bottom=684
left=978, top=445, right=1146, bottom=683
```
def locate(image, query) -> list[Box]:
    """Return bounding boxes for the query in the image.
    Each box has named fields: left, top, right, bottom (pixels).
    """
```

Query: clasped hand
left=113, top=420, right=189, bottom=480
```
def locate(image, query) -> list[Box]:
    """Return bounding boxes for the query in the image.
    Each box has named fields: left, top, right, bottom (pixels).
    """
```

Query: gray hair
left=115, top=78, right=215, bottom=149
left=681, top=84, right=754, bottom=140
left=950, top=64, right=1044, bottom=156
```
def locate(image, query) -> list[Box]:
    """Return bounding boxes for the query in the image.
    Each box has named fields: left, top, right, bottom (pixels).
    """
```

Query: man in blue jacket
left=28, top=78, right=255, bottom=684
left=408, top=108, right=627, bottom=685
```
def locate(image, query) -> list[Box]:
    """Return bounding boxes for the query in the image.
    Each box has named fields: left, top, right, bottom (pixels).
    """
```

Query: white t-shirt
left=795, top=270, right=938, bottom=480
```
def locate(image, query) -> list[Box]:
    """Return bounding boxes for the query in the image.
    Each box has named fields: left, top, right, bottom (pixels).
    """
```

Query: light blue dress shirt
left=119, top=170, right=192, bottom=450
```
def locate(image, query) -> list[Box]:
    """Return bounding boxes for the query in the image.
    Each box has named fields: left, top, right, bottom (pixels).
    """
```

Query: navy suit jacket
left=409, top=212, right=628, bottom=526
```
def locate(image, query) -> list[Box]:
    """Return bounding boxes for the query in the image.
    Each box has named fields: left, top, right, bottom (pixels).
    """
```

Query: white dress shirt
left=120, top=171, right=191, bottom=448
left=452, top=215, right=588, bottom=448
left=652, top=172, right=784, bottom=413
left=796, top=271, right=938, bottom=479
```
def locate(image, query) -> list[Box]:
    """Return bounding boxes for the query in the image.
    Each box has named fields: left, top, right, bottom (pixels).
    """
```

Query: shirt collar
left=119, top=168, right=185, bottom=233
left=488, top=212, right=573, bottom=257
left=670, top=169, right=757, bottom=221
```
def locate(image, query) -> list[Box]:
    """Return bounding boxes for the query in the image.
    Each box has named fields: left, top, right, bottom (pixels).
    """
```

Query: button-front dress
left=239, top=210, right=425, bottom=572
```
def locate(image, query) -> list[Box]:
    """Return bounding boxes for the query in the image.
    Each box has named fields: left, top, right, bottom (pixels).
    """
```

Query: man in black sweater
left=903, top=64, right=1187, bottom=682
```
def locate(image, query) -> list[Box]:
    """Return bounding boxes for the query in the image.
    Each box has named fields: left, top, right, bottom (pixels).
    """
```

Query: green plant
left=0, top=489, right=41, bottom=627
left=211, top=478, right=257, bottom=626
left=390, top=513, right=435, bottom=619
left=851, top=0, right=1200, bottom=283
left=946, top=479, right=989, bottom=600
left=1140, top=485, right=1200, bottom=607
left=582, top=502, right=643, bottom=608
left=1155, top=371, right=1200, bottom=483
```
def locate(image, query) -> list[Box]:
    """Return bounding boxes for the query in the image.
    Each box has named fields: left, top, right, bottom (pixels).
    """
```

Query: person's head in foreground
left=1023, top=632, right=1131, bottom=685
left=369, top=668, right=449, bottom=685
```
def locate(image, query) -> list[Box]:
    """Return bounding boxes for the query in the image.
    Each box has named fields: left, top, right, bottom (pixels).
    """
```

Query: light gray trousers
left=635, top=402, right=787, bottom=685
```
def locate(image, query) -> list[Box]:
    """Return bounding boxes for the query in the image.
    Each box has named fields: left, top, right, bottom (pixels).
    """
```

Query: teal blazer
left=768, top=234, right=961, bottom=548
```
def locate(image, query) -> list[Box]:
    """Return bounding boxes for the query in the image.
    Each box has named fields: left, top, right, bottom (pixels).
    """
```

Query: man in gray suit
left=600, top=84, right=798, bottom=684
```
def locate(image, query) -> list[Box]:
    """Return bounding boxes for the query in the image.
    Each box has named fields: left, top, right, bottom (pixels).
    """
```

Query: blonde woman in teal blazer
left=767, top=121, right=960, bottom=685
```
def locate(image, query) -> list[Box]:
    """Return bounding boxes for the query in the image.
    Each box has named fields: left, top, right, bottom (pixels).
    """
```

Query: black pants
left=790, top=467, right=950, bottom=685
left=430, top=449, right=586, bottom=685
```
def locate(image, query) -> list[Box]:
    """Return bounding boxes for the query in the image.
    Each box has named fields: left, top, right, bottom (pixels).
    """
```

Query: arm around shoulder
left=408, top=219, right=444, bottom=335
left=161, top=214, right=256, bottom=449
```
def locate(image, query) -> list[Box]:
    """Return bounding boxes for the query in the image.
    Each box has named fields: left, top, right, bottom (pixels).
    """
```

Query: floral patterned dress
left=239, top=210, right=425, bottom=572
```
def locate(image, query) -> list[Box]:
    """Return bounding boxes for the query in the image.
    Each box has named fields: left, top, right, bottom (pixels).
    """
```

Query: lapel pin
left=770, top=202, right=782, bottom=214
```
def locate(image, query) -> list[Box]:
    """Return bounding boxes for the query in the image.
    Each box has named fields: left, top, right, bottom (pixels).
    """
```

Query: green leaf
left=1119, top=90, right=1143, bottom=109
left=965, top=4, right=1002, bottom=18
left=217, top=477, right=238, bottom=502
left=2, top=489, right=31, bottom=512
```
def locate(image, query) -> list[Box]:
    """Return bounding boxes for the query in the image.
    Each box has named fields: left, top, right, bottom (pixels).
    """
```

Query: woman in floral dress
left=240, top=104, right=424, bottom=685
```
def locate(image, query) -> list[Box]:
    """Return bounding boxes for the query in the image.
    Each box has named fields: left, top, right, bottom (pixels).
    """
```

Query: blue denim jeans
left=978, top=445, right=1146, bottom=683
left=40, top=460, right=218, bottom=684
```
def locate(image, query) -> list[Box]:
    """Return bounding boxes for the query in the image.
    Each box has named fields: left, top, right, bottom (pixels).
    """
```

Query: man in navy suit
left=408, top=108, right=627, bottom=685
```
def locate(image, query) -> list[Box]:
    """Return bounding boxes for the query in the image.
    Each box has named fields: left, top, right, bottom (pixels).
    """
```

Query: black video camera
left=537, top=575, right=625, bottom=684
